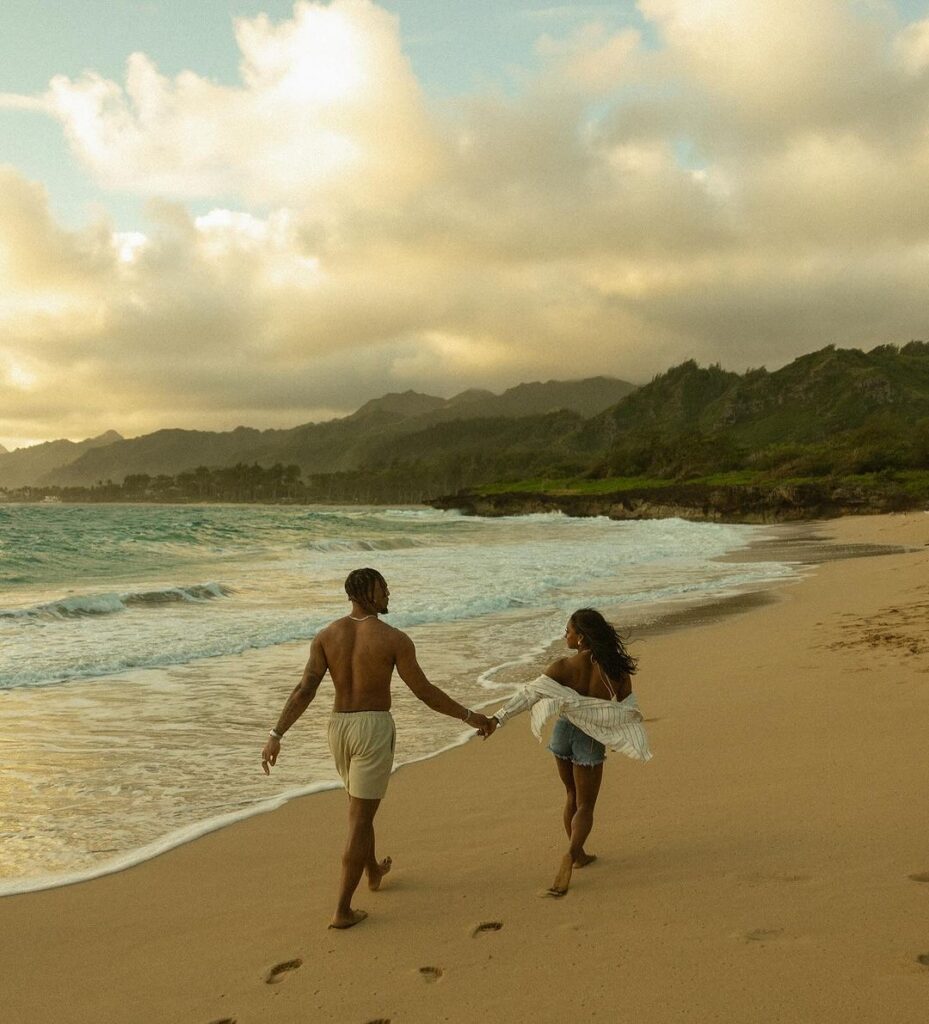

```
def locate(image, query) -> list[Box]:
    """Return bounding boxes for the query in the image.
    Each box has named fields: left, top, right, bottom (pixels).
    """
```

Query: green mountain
left=302, top=342, right=929, bottom=505
left=583, top=342, right=929, bottom=479
left=10, top=345, right=928, bottom=513
left=34, top=376, right=635, bottom=487
left=637, top=344, right=926, bottom=439
left=409, top=377, right=636, bottom=424
left=346, top=390, right=448, bottom=421
left=0, top=431, right=123, bottom=490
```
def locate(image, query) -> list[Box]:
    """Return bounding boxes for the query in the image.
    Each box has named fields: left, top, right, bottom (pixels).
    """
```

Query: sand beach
left=3, top=511, right=929, bottom=1024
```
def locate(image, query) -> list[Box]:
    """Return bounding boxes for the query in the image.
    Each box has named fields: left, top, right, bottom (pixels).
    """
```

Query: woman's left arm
left=492, top=685, right=537, bottom=726
left=494, top=661, right=571, bottom=726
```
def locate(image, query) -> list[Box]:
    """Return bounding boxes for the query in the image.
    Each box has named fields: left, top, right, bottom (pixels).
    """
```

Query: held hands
left=470, top=712, right=497, bottom=739
left=261, top=734, right=281, bottom=775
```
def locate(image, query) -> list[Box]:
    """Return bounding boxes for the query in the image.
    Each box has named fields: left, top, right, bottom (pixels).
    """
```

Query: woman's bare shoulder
left=543, top=656, right=576, bottom=686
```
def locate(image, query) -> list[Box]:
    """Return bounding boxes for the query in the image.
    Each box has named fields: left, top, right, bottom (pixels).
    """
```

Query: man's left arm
left=261, top=636, right=328, bottom=774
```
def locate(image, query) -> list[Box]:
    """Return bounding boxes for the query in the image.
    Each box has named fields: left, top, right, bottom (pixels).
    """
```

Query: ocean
left=0, top=503, right=798, bottom=894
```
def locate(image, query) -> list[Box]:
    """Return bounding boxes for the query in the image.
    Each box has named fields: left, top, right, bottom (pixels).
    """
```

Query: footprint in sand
left=745, top=928, right=784, bottom=942
left=363, top=1019, right=391, bottom=1023
left=418, top=966, right=444, bottom=983
left=471, top=921, right=503, bottom=938
left=909, top=872, right=929, bottom=883
left=917, top=954, right=929, bottom=967
left=207, top=1019, right=236, bottom=1024
left=264, top=958, right=303, bottom=984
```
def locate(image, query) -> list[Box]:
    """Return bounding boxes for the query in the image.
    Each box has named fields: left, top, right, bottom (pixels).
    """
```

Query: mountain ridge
left=0, top=431, right=125, bottom=490
left=2, top=376, right=635, bottom=489
left=5, top=344, right=928, bottom=508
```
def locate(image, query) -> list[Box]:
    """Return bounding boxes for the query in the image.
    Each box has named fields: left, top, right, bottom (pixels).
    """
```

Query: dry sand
left=3, top=511, right=929, bottom=1024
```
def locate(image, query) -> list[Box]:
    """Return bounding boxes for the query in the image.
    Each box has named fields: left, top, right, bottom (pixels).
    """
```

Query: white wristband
left=269, top=729, right=283, bottom=740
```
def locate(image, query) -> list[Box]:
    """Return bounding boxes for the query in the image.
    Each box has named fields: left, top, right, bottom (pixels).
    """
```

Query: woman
left=492, top=608, right=651, bottom=896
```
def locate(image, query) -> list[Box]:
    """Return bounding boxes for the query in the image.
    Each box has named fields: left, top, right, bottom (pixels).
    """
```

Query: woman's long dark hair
left=570, top=607, right=637, bottom=681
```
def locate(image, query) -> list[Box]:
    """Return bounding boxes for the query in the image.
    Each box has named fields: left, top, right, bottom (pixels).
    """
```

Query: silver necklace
left=349, top=614, right=375, bottom=621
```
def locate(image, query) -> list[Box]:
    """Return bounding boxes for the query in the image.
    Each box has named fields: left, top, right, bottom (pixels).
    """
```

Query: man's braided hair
left=344, top=567, right=386, bottom=613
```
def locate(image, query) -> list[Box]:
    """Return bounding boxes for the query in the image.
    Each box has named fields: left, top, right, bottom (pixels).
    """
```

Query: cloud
left=897, top=16, right=929, bottom=75
left=36, top=0, right=436, bottom=207
left=0, top=168, right=115, bottom=291
left=535, top=21, right=641, bottom=93
left=2, top=0, right=929, bottom=447
left=0, top=93, right=52, bottom=113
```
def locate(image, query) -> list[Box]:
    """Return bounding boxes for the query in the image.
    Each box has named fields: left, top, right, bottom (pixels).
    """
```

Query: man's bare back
left=262, top=573, right=479, bottom=735
left=260, top=568, right=494, bottom=929
left=316, top=617, right=428, bottom=713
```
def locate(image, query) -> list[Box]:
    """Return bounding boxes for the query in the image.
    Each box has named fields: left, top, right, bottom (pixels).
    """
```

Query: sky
left=2, top=0, right=929, bottom=449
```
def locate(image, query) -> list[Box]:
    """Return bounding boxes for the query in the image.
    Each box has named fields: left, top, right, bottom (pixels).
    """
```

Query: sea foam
left=0, top=581, right=233, bottom=621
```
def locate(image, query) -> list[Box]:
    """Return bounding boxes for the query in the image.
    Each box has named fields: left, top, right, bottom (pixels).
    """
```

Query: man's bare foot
left=573, top=852, right=597, bottom=868
left=328, top=908, right=368, bottom=930
left=366, top=856, right=392, bottom=891
left=542, top=853, right=574, bottom=897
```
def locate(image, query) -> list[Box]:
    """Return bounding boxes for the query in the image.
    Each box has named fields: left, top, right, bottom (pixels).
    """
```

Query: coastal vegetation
left=3, top=343, right=929, bottom=520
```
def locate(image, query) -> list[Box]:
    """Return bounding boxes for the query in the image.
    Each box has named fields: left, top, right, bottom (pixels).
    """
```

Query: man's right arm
left=261, top=635, right=328, bottom=773
left=395, top=632, right=494, bottom=735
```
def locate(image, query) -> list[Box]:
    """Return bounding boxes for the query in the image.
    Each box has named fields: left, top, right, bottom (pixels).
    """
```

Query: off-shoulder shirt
left=493, top=674, right=652, bottom=762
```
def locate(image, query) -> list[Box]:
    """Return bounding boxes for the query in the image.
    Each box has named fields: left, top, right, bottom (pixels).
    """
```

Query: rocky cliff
left=430, top=481, right=923, bottom=523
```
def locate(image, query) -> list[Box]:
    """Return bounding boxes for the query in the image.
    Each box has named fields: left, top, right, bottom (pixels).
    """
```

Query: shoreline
left=3, top=511, right=929, bottom=1022
left=0, top=521, right=902, bottom=899
left=1, top=511, right=789, bottom=896
left=5, top=485, right=928, bottom=523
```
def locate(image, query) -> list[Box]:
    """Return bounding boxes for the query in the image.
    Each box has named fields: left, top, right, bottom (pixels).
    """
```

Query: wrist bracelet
left=464, top=708, right=473, bottom=723
left=269, top=729, right=283, bottom=740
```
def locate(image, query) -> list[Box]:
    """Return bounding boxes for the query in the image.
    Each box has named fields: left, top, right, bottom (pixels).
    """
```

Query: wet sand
left=2, top=511, right=928, bottom=1023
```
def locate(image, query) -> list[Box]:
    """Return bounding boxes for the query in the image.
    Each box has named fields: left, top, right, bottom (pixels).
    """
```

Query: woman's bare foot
left=328, top=908, right=368, bottom=930
left=366, top=856, right=392, bottom=891
left=543, top=853, right=574, bottom=897
left=573, top=852, right=597, bottom=868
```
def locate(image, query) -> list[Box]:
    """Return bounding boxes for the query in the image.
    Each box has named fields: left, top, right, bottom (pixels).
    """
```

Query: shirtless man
left=261, top=567, right=494, bottom=929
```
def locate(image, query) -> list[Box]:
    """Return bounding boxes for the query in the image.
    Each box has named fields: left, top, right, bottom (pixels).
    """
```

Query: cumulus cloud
left=535, top=21, right=641, bottom=93
left=2, top=0, right=929, bottom=447
left=36, top=0, right=436, bottom=207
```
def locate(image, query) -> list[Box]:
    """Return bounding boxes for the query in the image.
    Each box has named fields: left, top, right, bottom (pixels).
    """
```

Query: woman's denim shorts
left=548, top=717, right=606, bottom=767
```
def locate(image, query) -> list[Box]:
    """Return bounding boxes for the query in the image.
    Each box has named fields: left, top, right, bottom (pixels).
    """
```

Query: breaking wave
left=0, top=582, right=233, bottom=621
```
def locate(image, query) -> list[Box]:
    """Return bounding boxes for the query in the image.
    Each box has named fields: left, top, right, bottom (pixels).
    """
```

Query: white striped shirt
left=493, top=675, right=652, bottom=762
